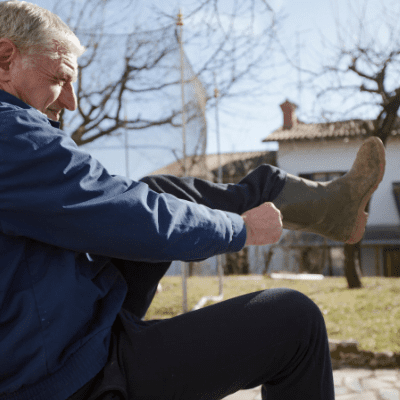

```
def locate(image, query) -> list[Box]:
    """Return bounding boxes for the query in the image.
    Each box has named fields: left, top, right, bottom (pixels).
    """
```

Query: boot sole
left=346, top=137, right=386, bottom=244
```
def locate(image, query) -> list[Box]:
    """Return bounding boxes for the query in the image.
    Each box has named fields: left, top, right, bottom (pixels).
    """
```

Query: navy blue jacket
left=0, top=90, right=250, bottom=400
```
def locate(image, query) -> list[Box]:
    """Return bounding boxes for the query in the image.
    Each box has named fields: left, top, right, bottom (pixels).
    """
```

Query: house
left=146, top=100, right=400, bottom=277
left=262, top=100, right=400, bottom=277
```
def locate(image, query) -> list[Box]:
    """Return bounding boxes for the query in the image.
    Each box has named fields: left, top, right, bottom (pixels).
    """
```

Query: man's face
left=5, top=46, right=78, bottom=122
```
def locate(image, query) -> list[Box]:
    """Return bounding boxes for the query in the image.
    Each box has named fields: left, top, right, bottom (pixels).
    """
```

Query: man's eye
left=54, top=78, right=66, bottom=86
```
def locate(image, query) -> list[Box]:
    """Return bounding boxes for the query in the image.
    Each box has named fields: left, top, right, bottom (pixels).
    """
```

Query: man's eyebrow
left=58, top=70, right=78, bottom=82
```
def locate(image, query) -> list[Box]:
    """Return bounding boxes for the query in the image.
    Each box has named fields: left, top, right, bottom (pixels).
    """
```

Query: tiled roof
left=147, top=150, right=276, bottom=180
left=263, top=118, right=400, bottom=142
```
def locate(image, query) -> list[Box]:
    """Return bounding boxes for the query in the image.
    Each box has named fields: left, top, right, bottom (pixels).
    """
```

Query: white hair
left=0, top=0, right=87, bottom=69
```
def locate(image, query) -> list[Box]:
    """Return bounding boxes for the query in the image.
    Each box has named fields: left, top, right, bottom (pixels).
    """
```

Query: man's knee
left=270, top=288, right=325, bottom=326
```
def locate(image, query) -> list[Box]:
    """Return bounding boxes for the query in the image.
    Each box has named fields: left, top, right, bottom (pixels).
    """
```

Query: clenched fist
left=241, top=202, right=283, bottom=246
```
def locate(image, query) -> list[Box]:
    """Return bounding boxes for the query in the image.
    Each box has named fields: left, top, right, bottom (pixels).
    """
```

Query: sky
left=26, top=0, right=397, bottom=180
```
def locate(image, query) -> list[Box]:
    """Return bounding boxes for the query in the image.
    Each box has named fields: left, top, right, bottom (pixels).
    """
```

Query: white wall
left=368, top=137, right=400, bottom=226
left=277, top=138, right=361, bottom=175
left=276, top=137, right=400, bottom=227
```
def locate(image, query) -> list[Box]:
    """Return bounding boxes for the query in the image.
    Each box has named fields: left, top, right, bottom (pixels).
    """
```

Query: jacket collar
left=0, top=89, right=61, bottom=129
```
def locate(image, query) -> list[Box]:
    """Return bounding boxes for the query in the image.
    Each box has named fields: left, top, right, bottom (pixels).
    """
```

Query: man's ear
left=0, top=39, right=19, bottom=80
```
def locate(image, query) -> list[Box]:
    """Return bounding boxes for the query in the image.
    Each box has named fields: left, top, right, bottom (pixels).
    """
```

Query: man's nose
left=59, top=82, right=77, bottom=111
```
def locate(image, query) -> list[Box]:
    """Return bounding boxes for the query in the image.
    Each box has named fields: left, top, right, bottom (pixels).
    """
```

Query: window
left=383, top=246, right=400, bottom=277
left=393, top=182, right=400, bottom=218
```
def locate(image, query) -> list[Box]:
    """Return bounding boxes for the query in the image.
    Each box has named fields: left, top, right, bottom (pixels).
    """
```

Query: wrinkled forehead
left=59, top=52, right=78, bottom=81
left=34, top=49, right=78, bottom=81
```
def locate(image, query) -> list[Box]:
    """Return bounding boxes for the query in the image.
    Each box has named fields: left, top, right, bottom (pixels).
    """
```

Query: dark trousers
left=67, top=166, right=335, bottom=400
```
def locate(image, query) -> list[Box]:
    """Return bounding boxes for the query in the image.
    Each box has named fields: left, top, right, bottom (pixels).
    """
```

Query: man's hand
left=241, top=202, right=283, bottom=246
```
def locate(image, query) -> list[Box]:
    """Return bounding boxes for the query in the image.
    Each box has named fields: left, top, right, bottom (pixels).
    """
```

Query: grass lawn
left=145, top=275, right=400, bottom=353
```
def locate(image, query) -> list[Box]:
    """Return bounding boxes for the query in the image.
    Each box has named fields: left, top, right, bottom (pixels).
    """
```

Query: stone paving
left=223, top=368, right=400, bottom=399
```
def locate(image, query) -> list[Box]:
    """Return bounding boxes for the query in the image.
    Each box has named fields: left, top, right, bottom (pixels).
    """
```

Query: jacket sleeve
left=0, top=110, right=246, bottom=262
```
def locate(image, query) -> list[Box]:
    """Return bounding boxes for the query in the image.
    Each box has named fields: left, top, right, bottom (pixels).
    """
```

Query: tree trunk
left=263, top=246, right=275, bottom=275
left=343, top=202, right=370, bottom=289
left=344, top=243, right=363, bottom=288
left=342, top=177, right=379, bottom=288
left=188, top=261, right=195, bottom=277
left=224, top=248, right=249, bottom=275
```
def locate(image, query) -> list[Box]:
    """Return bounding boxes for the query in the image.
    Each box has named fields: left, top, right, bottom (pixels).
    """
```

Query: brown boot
left=272, top=137, right=386, bottom=244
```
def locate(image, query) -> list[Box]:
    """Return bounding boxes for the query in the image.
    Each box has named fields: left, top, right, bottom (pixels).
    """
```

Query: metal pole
left=214, top=73, right=223, bottom=297
left=214, top=73, right=222, bottom=185
left=185, top=77, right=228, bottom=311
left=124, top=99, right=129, bottom=178
left=178, top=10, right=187, bottom=177
left=177, top=9, right=188, bottom=313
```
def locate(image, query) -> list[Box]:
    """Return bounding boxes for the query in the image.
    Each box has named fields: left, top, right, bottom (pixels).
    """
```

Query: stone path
left=223, top=368, right=400, bottom=399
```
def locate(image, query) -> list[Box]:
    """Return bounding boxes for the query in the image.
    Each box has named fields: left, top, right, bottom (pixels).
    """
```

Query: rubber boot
left=272, top=137, right=386, bottom=244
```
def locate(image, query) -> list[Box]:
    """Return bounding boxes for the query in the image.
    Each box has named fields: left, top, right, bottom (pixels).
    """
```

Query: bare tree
left=46, top=0, right=281, bottom=155
left=313, top=0, right=400, bottom=144
left=282, top=0, right=400, bottom=288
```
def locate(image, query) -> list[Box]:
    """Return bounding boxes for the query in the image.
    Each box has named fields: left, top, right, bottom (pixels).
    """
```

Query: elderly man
left=0, top=2, right=385, bottom=400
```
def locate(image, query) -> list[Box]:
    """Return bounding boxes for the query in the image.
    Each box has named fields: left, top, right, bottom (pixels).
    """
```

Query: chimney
left=280, top=100, right=298, bottom=130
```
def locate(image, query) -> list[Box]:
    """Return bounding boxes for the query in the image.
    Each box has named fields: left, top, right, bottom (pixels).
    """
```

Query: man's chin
left=46, top=110, right=60, bottom=121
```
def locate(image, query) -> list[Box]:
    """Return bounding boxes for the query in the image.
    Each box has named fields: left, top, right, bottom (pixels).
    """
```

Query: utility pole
left=192, top=74, right=225, bottom=311
left=177, top=9, right=189, bottom=314
left=214, top=73, right=223, bottom=298
left=124, top=98, right=129, bottom=178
